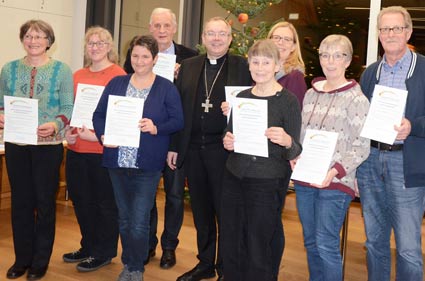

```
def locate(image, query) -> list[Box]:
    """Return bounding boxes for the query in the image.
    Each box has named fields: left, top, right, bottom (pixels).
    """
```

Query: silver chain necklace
left=202, top=58, right=226, bottom=113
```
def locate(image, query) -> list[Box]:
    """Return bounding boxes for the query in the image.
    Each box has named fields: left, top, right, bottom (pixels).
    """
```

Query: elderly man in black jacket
left=123, top=7, right=197, bottom=270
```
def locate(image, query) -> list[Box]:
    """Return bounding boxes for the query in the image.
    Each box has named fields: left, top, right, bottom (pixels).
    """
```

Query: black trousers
left=65, top=150, right=119, bottom=259
left=149, top=164, right=186, bottom=251
left=185, top=146, right=228, bottom=275
left=221, top=169, right=288, bottom=281
left=5, top=142, right=63, bottom=269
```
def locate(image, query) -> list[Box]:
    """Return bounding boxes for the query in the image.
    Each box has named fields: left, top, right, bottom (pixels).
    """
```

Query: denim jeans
left=295, top=184, right=352, bottom=281
left=108, top=168, right=161, bottom=272
left=357, top=148, right=425, bottom=281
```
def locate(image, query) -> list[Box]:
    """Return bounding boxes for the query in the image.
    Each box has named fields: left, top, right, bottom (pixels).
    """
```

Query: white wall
left=0, top=0, right=86, bottom=72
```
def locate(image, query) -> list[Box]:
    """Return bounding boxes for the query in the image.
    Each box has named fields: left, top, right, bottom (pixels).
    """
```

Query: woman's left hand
left=37, top=122, right=57, bottom=137
left=139, top=118, right=157, bottom=135
left=310, top=167, right=338, bottom=188
left=265, top=127, right=292, bottom=147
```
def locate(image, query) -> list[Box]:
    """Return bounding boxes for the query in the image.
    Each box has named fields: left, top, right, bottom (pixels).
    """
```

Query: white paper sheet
left=291, top=129, right=339, bottom=185
left=3, top=96, right=38, bottom=145
left=103, top=95, right=144, bottom=147
left=225, top=86, right=252, bottom=123
left=153, top=53, right=177, bottom=82
left=70, top=83, right=105, bottom=129
left=360, top=85, right=407, bottom=144
left=233, top=97, right=268, bottom=157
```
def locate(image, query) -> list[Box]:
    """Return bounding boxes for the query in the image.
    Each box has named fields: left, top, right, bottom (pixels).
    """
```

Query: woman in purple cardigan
left=268, top=21, right=307, bottom=107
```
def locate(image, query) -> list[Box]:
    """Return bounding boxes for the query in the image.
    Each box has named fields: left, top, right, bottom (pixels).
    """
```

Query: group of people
left=0, top=4, right=424, bottom=281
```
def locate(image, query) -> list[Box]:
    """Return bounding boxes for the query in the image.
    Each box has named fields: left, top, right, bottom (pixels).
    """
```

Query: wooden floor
left=0, top=190, right=424, bottom=281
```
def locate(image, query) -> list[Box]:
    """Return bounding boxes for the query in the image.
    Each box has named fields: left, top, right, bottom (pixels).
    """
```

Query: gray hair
left=319, top=34, right=353, bottom=61
left=378, top=6, right=412, bottom=30
left=150, top=7, right=177, bottom=27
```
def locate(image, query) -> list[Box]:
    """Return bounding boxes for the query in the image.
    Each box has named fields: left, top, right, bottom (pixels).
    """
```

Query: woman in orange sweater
left=62, top=26, right=126, bottom=272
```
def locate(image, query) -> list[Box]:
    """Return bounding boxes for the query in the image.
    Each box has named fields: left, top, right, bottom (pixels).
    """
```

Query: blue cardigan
left=93, top=74, right=184, bottom=171
left=360, top=51, right=425, bottom=188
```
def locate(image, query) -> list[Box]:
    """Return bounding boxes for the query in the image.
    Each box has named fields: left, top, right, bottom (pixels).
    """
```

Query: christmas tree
left=215, top=0, right=283, bottom=57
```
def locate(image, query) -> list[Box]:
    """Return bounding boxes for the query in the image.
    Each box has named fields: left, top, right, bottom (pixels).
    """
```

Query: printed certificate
left=3, top=96, right=38, bottom=145
left=153, top=53, right=176, bottom=82
left=360, top=85, right=407, bottom=144
left=70, top=83, right=105, bottom=129
left=225, top=86, right=252, bottom=123
left=103, top=95, right=144, bottom=147
left=233, top=97, right=268, bottom=157
left=291, top=129, right=339, bottom=185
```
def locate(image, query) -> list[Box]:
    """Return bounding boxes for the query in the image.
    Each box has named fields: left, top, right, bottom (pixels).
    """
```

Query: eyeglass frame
left=378, top=26, right=408, bottom=35
left=318, top=52, right=348, bottom=61
left=87, top=41, right=109, bottom=48
left=270, top=35, right=294, bottom=44
left=204, top=31, right=231, bottom=38
left=23, top=34, right=48, bottom=42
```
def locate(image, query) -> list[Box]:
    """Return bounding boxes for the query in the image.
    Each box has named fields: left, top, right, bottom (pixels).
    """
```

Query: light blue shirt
left=162, top=42, right=175, bottom=55
left=379, top=48, right=412, bottom=90
left=378, top=48, right=412, bottom=144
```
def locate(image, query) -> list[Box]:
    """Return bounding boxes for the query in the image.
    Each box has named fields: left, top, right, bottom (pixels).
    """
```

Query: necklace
left=202, top=58, right=226, bottom=113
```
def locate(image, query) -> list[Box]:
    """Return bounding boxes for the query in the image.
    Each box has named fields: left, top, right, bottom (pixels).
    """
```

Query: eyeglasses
left=23, top=34, right=48, bottom=41
left=319, top=52, right=348, bottom=61
left=271, top=35, right=294, bottom=44
left=152, top=23, right=173, bottom=30
left=378, top=26, right=408, bottom=34
left=87, top=41, right=109, bottom=48
left=204, top=31, right=230, bottom=38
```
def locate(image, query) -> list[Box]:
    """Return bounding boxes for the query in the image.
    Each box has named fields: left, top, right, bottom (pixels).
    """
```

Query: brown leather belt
left=371, top=140, right=403, bottom=151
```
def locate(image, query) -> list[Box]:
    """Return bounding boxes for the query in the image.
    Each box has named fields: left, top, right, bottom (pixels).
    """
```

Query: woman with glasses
left=0, top=19, right=73, bottom=280
left=268, top=21, right=307, bottom=107
left=267, top=21, right=307, bottom=278
left=93, top=35, right=183, bottom=281
left=62, top=26, right=126, bottom=273
left=291, top=34, right=370, bottom=281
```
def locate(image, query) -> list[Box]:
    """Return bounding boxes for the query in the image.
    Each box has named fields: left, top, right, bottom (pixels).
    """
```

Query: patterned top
left=296, top=77, right=370, bottom=197
left=0, top=58, right=74, bottom=145
left=117, top=82, right=151, bottom=168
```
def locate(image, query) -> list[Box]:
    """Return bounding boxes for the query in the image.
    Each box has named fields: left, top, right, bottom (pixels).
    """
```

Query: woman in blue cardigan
left=92, top=35, right=183, bottom=281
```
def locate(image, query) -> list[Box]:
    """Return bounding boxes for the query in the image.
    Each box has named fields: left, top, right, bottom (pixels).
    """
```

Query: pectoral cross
left=202, top=98, right=213, bottom=113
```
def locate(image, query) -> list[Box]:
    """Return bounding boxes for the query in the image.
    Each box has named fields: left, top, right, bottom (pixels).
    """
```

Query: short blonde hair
left=268, top=21, right=305, bottom=74
left=319, top=34, right=353, bottom=61
left=248, top=39, right=280, bottom=65
left=84, top=26, right=118, bottom=67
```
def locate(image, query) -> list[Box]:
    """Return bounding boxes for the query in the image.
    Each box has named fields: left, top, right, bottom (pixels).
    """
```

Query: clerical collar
left=206, top=54, right=227, bottom=66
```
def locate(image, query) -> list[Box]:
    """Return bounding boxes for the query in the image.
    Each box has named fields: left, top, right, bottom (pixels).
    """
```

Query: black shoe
left=76, top=257, right=112, bottom=272
left=176, top=264, right=215, bottom=281
left=63, top=248, right=89, bottom=263
left=6, top=264, right=29, bottom=279
left=160, top=249, right=176, bottom=269
left=217, top=276, right=224, bottom=281
left=27, top=266, right=48, bottom=281
left=144, top=248, right=156, bottom=265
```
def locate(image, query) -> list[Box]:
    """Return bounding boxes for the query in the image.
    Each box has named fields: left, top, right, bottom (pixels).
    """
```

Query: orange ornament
left=238, top=13, right=249, bottom=24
